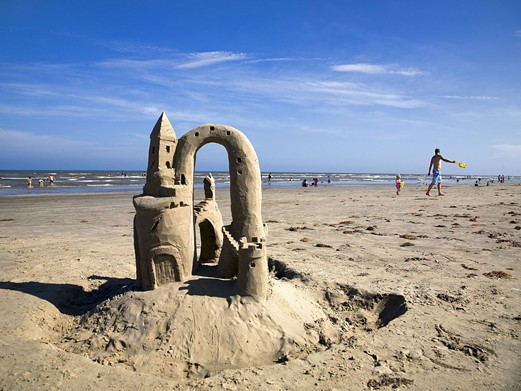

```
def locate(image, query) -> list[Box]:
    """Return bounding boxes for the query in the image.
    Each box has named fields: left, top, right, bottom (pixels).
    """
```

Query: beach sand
left=0, top=183, right=520, bottom=390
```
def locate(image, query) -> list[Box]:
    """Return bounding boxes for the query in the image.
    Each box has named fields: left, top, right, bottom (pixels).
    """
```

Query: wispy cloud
left=441, top=95, right=498, bottom=100
left=206, top=76, right=428, bottom=109
left=514, top=30, right=521, bottom=38
left=491, top=144, right=521, bottom=169
left=492, top=144, right=521, bottom=154
left=98, top=58, right=178, bottom=70
left=177, top=51, right=247, bottom=69
left=0, top=128, right=94, bottom=152
left=97, top=51, right=248, bottom=71
left=302, top=81, right=426, bottom=108
left=331, top=63, right=423, bottom=76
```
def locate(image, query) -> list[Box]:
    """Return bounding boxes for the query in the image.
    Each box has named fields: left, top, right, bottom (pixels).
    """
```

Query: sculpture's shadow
left=181, top=264, right=237, bottom=298
left=0, top=275, right=135, bottom=316
left=0, top=265, right=242, bottom=316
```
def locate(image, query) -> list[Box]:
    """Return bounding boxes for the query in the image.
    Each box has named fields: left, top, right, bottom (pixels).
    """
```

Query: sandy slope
left=0, top=183, right=520, bottom=390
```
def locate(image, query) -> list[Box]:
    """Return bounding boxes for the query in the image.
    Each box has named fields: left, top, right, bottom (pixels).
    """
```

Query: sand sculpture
left=133, top=113, right=268, bottom=299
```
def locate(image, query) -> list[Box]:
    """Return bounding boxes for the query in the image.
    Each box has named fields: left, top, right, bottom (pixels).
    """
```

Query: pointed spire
left=150, top=112, right=176, bottom=141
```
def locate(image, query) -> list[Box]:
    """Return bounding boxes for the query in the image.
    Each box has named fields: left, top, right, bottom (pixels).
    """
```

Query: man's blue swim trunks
left=431, top=169, right=441, bottom=185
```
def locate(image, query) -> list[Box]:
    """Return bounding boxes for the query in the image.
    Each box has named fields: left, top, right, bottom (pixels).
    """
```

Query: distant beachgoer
left=312, top=178, right=318, bottom=187
left=268, top=172, right=272, bottom=185
left=48, top=175, right=55, bottom=187
left=27, top=176, right=33, bottom=188
left=426, top=148, right=456, bottom=196
left=395, top=174, right=404, bottom=195
left=38, top=179, right=45, bottom=187
left=327, top=175, right=331, bottom=184
left=302, top=179, right=308, bottom=187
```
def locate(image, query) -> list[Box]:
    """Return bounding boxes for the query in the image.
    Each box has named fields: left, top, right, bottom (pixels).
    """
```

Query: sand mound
left=60, top=269, right=328, bottom=379
left=57, top=264, right=409, bottom=381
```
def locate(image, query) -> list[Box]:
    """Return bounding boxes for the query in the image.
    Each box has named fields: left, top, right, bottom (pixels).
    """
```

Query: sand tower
left=133, top=113, right=268, bottom=300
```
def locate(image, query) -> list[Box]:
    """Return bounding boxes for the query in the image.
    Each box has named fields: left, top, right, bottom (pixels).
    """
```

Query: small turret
left=144, top=112, right=177, bottom=196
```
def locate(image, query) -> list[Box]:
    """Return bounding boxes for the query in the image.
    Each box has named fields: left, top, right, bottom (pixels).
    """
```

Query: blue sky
left=1, top=1, right=520, bottom=175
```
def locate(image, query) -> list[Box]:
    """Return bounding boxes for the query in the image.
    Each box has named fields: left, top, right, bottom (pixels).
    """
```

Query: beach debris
left=461, top=264, right=477, bottom=271
left=399, top=234, right=416, bottom=240
left=315, top=243, right=332, bottom=248
left=367, top=374, right=413, bottom=389
left=286, top=226, right=312, bottom=231
left=436, top=293, right=460, bottom=303
left=404, top=257, right=428, bottom=262
left=483, top=271, right=513, bottom=279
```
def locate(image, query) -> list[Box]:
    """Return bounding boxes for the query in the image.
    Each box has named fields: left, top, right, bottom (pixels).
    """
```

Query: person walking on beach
left=268, top=172, right=272, bottom=185
left=426, top=148, right=456, bottom=196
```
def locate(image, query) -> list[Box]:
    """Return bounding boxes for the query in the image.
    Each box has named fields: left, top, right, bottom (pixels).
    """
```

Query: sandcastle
left=133, top=113, right=268, bottom=300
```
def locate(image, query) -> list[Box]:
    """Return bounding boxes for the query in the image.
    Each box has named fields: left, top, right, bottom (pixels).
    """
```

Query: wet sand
left=0, top=183, right=520, bottom=390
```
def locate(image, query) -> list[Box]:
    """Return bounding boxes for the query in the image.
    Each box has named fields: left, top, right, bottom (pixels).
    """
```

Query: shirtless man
left=426, top=148, right=456, bottom=196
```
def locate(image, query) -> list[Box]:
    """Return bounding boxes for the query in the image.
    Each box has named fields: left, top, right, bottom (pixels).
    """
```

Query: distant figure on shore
left=268, top=172, right=272, bottom=185
left=395, top=174, right=404, bottom=195
left=426, top=148, right=456, bottom=196
left=302, top=179, right=308, bottom=187
left=38, top=179, right=45, bottom=187
left=27, top=176, right=32, bottom=188
left=48, top=175, right=55, bottom=187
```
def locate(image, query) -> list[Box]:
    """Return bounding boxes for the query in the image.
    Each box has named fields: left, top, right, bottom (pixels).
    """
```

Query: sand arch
left=134, top=114, right=268, bottom=299
left=173, top=124, right=265, bottom=241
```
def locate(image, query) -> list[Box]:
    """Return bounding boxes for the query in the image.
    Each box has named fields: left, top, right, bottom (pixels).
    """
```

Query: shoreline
left=1, top=168, right=518, bottom=197
left=1, top=179, right=518, bottom=198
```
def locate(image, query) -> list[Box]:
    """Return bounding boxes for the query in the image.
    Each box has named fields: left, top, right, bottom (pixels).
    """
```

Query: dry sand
left=0, top=183, right=520, bottom=390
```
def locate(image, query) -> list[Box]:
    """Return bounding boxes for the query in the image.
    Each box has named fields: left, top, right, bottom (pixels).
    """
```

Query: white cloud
left=177, top=51, right=247, bottom=69
left=98, top=58, right=177, bottom=70
left=441, top=95, right=498, bottom=100
left=270, top=80, right=427, bottom=108
left=97, top=51, right=248, bottom=71
left=331, top=63, right=423, bottom=76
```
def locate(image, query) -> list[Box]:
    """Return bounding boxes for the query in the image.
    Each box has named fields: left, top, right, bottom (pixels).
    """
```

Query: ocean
left=0, top=170, right=516, bottom=196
